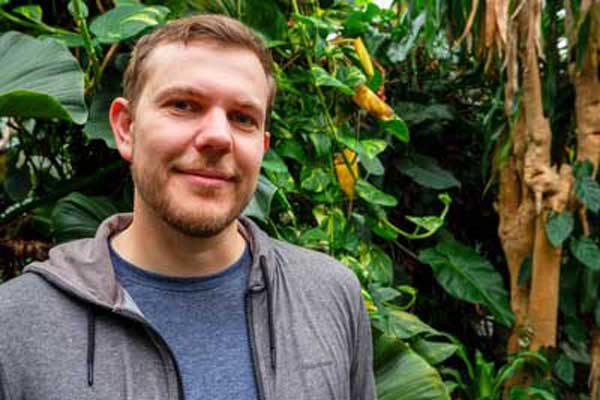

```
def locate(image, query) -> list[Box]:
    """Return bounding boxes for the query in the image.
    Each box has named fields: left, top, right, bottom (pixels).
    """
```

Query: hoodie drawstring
left=87, top=308, right=96, bottom=386
left=254, top=256, right=276, bottom=372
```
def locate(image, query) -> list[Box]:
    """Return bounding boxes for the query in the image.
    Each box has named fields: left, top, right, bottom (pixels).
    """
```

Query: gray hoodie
left=0, top=214, right=375, bottom=400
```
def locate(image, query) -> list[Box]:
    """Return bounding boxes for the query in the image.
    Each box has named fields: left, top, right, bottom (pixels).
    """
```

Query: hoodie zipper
left=117, top=310, right=186, bottom=400
left=245, top=289, right=266, bottom=400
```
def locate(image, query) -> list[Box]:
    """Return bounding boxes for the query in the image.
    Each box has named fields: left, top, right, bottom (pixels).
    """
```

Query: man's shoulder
left=267, top=237, right=362, bottom=296
left=0, top=269, right=67, bottom=325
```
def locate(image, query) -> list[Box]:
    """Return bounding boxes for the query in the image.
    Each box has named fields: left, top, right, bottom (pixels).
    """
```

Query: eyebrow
left=154, top=85, right=265, bottom=119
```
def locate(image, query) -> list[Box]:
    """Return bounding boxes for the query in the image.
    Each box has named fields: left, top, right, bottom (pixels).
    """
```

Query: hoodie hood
left=24, top=213, right=276, bottom=312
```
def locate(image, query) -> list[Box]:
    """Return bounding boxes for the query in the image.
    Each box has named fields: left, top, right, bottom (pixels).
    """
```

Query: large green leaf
left=545, top=211, right=574, bottom=247
left=83, top=75, right=121, bottom=148
left=418, top=239, right=514, bottom=327
left=90, top=4, right=170, bottom=44
left=188, top=0, right=288, bottom=41
left=411, top=338, right=458, bottom=365
left=397, top=154, right=460, bottom=190
left=0, top=31, right=87, bottom=123
left=375, top=336, right=450, bottom=400
left=52, top=192, right=120, bottom=243
left=570, top=237, right=600, bottom=271
left=372, top=308, right=439, bottom=340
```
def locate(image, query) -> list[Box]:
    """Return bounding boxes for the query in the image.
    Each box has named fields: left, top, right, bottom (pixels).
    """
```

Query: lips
left=175, top=167, right=237, bottom=188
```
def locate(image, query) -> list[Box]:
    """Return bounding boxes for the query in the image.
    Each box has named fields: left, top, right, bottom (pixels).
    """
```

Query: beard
left=130, top=161, right=255, bottom=238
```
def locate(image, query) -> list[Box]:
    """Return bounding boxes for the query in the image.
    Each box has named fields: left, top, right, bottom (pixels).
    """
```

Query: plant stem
left=72, top=0, right=101, bottom=94
left=97, top=43, right=119, bottom=86
left=0, top=8, right=73, bottom=36
left=236, top=0, right=242, bottom=19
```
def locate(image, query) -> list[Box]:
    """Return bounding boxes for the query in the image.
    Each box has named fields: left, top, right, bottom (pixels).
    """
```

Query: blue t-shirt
left=109, top=242, right=257, bottom=400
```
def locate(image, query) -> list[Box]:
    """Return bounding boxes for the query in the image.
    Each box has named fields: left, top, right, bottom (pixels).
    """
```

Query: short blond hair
left=123, top=14, right=276, bottom=126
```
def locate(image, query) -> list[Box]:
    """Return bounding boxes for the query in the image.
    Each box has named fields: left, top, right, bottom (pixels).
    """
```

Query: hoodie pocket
left=300, top=360, right=342, bottom=400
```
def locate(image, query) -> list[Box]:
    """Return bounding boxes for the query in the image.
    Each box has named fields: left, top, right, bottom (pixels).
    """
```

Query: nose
left=192, top=106, right=233, bottom=152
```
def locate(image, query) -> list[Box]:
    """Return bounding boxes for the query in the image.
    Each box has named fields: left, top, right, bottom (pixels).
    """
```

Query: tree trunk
left=571, top=2, right=600, bottom=394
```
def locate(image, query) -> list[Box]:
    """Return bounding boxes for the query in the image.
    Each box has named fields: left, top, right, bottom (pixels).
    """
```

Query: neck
left=111, top=206, right=246, bottom=278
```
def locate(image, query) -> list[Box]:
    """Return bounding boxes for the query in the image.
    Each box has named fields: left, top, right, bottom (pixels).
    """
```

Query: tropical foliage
left=2, top=0, right=600, bottom=398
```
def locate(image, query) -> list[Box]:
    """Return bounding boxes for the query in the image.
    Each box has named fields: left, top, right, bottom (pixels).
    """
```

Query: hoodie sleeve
left=350, top=280, right=376, bottom=400
left=0, top=360, right=10, bottom=400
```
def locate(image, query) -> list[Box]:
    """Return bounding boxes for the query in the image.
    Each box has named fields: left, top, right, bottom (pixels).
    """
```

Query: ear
left=263, top=131, right=270, bottom=152
left=109, top=97, right=134, bottom=162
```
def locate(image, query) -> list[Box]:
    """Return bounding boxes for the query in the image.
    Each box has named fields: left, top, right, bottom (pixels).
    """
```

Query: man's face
left=117, top=41, right=270, bottom=237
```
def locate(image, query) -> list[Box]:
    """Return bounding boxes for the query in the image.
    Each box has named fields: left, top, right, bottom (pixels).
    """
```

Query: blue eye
left=231, top=112, right=257, bottom=127
left=172, top=100, right=192, bottom=111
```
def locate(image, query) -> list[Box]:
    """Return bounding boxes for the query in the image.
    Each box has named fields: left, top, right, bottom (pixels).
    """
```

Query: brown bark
left=570, top=2, right=600, bottom=395
left=497, top=114, right=535, bottom=354
left=591, top=329, right=600, bottom=400
left=517, top=0, right=572, bottom=350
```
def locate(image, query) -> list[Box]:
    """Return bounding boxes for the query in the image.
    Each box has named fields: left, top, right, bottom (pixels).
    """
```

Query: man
left=0, top=15, right=375, bottom=400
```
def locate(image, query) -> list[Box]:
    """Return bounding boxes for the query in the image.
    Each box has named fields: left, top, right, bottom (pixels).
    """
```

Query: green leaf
left=375, top=337, right=450, bottom=400
left=397, top=154, right=460, bottom=190
left=3, top=165, right=31, bottom=202
left=39, top=32, right=85, bottom=47
left=574, top=161, right=600, bottom=213
left=575, top=176, right=600, bottom=213
left=374, top=309, right=439, bottom=340
left=363, top=246, right=393, bottom=285
left=337, top=135, right=386, bottom=176
left=517, top=256, right=532, bottom=287
left=262, top=149, right=289, bottom=173
left=310, top=66, right=354, bottom=95
left=570, top=237, right=600, bottom=271
left=565, top=317, right=587, bottom=344
left=237, top=0, right=288, bottom=41
left=308, top=133, right=332, bottom=159
left=243, top=174, right=277, bottom=223
left=405, top=215, right=443, bottom=232
left=83, top=76, right=121, bottom=148
left=580, top=269, right=599, bottom=313
left=544, top=211, right=574, bottom=247
left=381, top=117, right=409, bottom=143
left=386, top=12, right=426, bottom=63
left=336, top=65, right=366, bottom=89
left=0, top=31, right=87, bottom=123
left=90, top=4, right=170, bottom=44
left=13, top=5, right=42, bottom=22
left=297, top=227, right=329, bottom=249
left=418, top=240, right=514, bottom=327
left=355, top=179, right=398, bottom=207
left=553, top=354, right=574, bottom=385
left=361, top=139, right=387, bottom=158
left=277, top=140, right=306, bottom=163
left=574, top=159, right=594, bottom=179
left=68, top=0, right=88, bottom=19
left=412, top=339, right=458, bottom=365
left=52, top=192, right=120, bottom=243
left=300, top=167, right=330, bottom=192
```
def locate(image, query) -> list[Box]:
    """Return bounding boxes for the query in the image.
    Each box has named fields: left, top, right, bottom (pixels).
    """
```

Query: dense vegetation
left=2, top=0, right=600, bottom=398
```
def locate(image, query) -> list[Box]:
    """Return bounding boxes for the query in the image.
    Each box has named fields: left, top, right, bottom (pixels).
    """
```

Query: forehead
left=141, top=40, right=269, bottom=109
